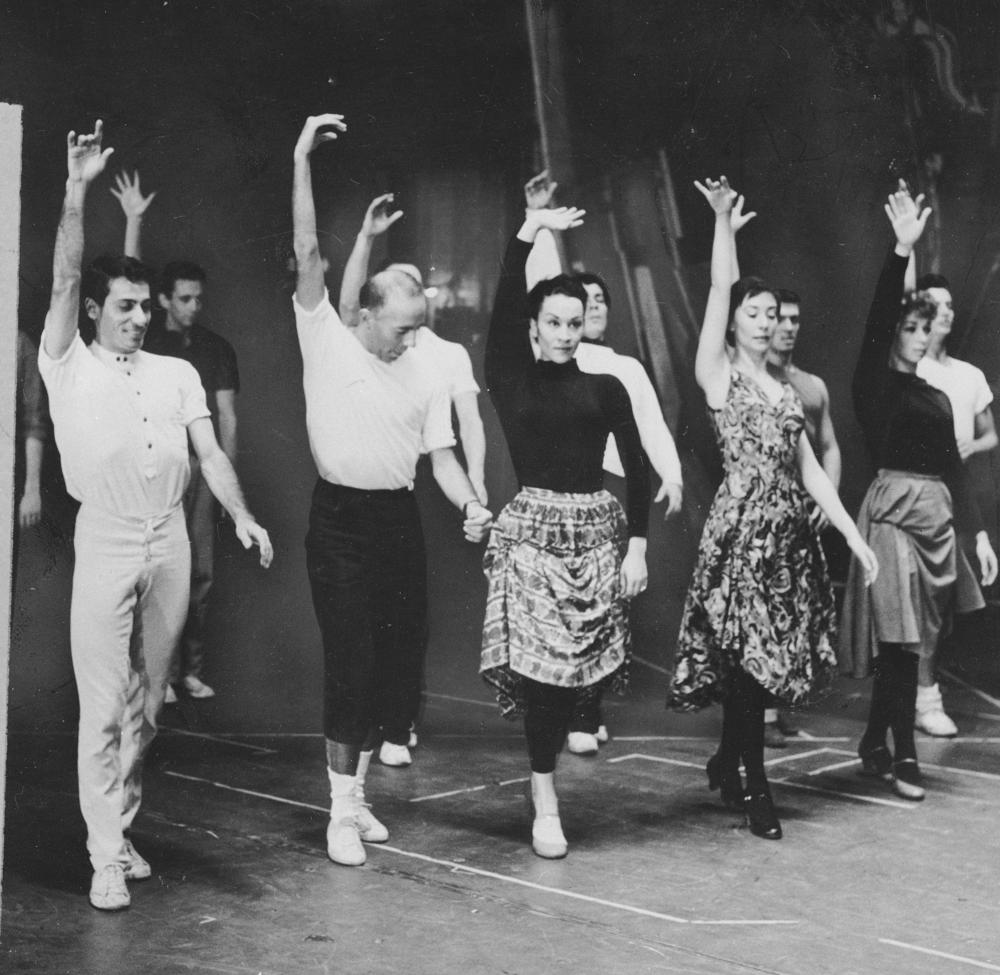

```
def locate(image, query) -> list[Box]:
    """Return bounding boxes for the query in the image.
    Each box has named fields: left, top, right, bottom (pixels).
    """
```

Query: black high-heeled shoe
left=744, top=792, right=782, bottom=840
left=706, top=754, right=745, bottom=810
left=858, top=743, right=893, bottom=780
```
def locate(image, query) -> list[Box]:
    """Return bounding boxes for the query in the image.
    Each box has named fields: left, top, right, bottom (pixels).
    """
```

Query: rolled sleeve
left=421, top=381, right=457, bottom=453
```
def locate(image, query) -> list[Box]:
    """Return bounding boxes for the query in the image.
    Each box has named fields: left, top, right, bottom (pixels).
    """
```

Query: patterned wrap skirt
left=480, top=487, right=630, bottom=717
left=839, top=470, right=984, bottom=678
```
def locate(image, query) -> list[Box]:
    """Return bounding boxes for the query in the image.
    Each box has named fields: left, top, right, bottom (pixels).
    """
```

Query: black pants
left=861, top=643, right=918, bottom=764
left=718, top=669, right=769, bottom=795
left=524, top=679, right=578, bottom=774
left=306, top=480, right=428, bottom=747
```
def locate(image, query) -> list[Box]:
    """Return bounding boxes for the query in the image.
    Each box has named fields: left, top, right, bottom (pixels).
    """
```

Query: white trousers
left=71, top=503, right=190, bottom=870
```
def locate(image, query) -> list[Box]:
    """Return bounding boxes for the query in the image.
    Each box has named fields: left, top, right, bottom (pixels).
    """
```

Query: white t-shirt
left=574, top=341, right=682, bottom=484
left=294, top=291, right=455, bottom=490
left=917, top=355, right=993, bottom=447
left=412, top=326, right=479, bottom=399
left=39, top=329, right=209, bottom=518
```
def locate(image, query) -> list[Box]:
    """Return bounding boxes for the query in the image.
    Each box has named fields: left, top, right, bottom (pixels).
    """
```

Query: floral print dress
left=668, top=370, right=837, bottom=710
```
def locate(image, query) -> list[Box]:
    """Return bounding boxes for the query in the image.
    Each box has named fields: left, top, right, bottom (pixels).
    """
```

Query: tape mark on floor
left=939, top=668, right=1000, bottom=713
left=165, top=770, right=800, bottom=928
left=880, top=938, right=1000, bottom=971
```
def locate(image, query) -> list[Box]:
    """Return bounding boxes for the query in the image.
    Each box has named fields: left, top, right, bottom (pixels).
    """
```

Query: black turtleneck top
left=485, top=236, right=650, bottom=537
left=853, top=249, right=981, bottom=533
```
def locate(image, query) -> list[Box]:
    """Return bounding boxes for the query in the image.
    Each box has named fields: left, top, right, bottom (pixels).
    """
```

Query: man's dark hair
left=916, top=272, right=950, bottom=291
left=359, top=268, right=424, bottom=313
left=82, top=254, right=154, bottom=307
left=526, top=274, right=588, bottom=321
left=159, top=260, right=207, bottom=299
left=776, top=288, right=801, bottom=307
left=575, top=271, right=612, bottom=310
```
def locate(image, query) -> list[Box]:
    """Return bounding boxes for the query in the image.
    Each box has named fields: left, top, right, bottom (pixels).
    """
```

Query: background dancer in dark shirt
left=480, top=201, right=650, bottom=860
left=840, top=184, right=997, bottom=800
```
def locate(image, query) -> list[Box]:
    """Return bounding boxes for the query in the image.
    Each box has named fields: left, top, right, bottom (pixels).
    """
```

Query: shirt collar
left=90, top=341, right=139, bottom=374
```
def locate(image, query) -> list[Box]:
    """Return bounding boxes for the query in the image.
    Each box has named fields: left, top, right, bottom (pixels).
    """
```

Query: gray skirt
left=839, top=470, right=983, bottom=678
left=480, top=487, right=629, bottom=716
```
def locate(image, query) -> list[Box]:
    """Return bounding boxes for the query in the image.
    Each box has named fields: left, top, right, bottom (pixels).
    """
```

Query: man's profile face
left=771, top=302, right=801, bottom=354
left=582, top=282, right=608, bottom=341
left=92, top=277, right=152, bottom=355
left=159, top=278, right=203, bottom=330
left=924, top=286, right=954, bottom=338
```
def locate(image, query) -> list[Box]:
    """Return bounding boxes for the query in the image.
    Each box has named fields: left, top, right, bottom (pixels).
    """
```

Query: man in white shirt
left=292, top=115, right=492, bottom=867
left=914, top=273, right=997, bottom=736
left=337, top=195, right=488, bottom=767
left=39, top=121, right=273, bottom=912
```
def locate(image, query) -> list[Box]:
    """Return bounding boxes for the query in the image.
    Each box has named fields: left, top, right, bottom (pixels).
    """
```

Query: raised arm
left=338, top=193, right=403, bottom=326
left=111, top=170, right=156, bottom=260
left=693, top=177, right=740, bottom=409
left=728, top=193, right=756, bottom=281
left=292, top=114, right=346, bottom=312
left=44, top=121, right=115, bottom=360
left=485, top=205, right=584, bottom=389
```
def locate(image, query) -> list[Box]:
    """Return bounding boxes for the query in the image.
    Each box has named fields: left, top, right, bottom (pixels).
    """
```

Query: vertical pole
left=0, top=101, right=24, bottom=933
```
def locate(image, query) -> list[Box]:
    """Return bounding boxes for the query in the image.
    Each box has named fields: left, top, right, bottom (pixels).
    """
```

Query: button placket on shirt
left=118, top=356, right=156, bottom=480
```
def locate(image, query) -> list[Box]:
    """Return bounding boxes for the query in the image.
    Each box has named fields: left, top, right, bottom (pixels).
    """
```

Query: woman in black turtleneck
left=840, top=184, right=997, bottom=800
left=480, top=203, right=650, bottom=861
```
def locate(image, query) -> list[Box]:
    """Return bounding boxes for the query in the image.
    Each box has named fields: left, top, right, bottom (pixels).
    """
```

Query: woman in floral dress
left=668, top=178, right=877, bottom=840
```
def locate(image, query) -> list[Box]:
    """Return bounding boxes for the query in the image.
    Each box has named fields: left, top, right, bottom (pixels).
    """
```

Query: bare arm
left=797, top=433, right=877, bottom=584
left=19, top=437, right=44, bottom=529
left=111, top=170, right=156, bottom=260
left=960, top=406, right=998, bottom=460
left=452, top=391, right=487, bottom=504
left=292, top=114, right=346, bottom=312
left=338, top=193, right=403, bottom=327
left=428, top=447, right=493, bottom=542
left=814, top=380, right=842, bottom=490
left=188, top=417, right=272, bottom=567
left=45, top=122, right=115, bottom=360
left=693, top=178, right=740, bottom=409
left=215, top=389, right=238, bottom=465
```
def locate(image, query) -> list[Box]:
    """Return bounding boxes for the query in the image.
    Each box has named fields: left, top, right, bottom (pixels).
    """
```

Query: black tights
left=524, top=679, right=578, bottom=774
left=718, top=669, right=769, bottom=795
left=861, top=643, right=918, bottom=764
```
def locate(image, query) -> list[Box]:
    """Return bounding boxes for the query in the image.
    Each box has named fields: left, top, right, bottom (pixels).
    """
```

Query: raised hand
left=524, top=169, right=558, bottom=210
left=694, top=176, right=737, bottom=215
left=293, top=114, right=347, bottom=159
left=730, top=194, right=757, bottom=233
left=526, top=205, right=585, bottom=232
left=110, top=170, right=156, bottom=219
left=67, top=120, right=114, bottom=184
left=884, top=182, right=931, bottom=250
left=361, top=193, right=404, bottom=238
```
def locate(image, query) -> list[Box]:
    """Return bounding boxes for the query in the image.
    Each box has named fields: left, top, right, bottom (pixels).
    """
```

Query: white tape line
left=162, top=728, right=277, bottom=755
left=880, top=938, right=1000, bottom=971
left=939, top=668, right=1000, bottom=712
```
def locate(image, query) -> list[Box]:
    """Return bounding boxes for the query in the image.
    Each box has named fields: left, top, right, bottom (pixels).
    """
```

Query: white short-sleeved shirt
left=574, top=341, right=682, bottom=483
left=917, top=355, right=993, bottom=446
left=294, top=291, right=455, bottom=490
left=412, top=327, right=479, bottom=399
left=38, top=328, right=210, bottom=518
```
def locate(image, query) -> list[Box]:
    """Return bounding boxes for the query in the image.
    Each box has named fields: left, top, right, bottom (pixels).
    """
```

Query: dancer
left=114, top=172, right=241, bottom=703
left=764, top=289, right=844, bottom=747
left=520, top=171, right=683, bottom=755
left=481, top=198, right=650, bottom=860
left=840, top=185, right=996, bottom=800
left=338, top=193, right=488, bottom=767
left=39, top=121, right=272, bottom=910
left=909, top=270, right=997, bottom=736
left=668, top=178, right=876, bottom=840
left=291, top=114, right=492, bottom=867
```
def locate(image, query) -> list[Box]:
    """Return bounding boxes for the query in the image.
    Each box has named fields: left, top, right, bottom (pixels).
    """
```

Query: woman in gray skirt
left=840, top=184, right=997, bottom=799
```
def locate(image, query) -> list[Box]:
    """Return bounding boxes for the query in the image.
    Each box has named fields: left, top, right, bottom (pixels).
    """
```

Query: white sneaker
left=183, top=674, right=216, bottom=699
left=164, top=685, right=178, bottom=705
left=89, top=863, right=130, bottom=911
left=379, top=742, right=412, bottom=767
left=352, top=784, right=388, bottom=843
left=327, top=794, right=367, bottom=866
left=532, top=814, right=568, bottom=859
left=915, top=683, right=958, bottom=737
left=567, top=732, right=599, bottom=755
left=595, top=724, right=609, bottom=744
left=123, top=838, right=151, bottom=880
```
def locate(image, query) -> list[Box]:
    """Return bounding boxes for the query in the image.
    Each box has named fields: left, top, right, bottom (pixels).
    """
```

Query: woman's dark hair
left=526, top=274, right=588, bottom=320
left=726, top=276, right=779, bottom=345
left=898, top=291, right=938, bottom=330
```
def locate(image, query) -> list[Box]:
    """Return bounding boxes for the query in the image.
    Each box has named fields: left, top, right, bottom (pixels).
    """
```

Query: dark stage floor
left=4, top=660, right=1000, bottom=975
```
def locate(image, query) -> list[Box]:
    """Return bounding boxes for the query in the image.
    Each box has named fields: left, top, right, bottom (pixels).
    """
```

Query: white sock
left=328, top=768, right=355, bottom=802
left=764, top=708, right=778, bottom=724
